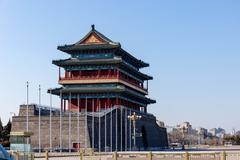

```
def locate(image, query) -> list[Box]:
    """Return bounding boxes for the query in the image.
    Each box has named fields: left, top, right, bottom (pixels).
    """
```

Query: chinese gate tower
left=11, top=25, right=168, bottom=151
left=52, top=25, right=155, bottom=112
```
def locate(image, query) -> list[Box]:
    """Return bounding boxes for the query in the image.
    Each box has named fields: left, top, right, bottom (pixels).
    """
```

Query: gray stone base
left=11, top=105, right=168, bottom=151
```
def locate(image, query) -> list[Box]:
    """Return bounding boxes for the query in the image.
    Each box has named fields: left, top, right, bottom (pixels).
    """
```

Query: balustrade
left=60, top=71, right=148, bottom=91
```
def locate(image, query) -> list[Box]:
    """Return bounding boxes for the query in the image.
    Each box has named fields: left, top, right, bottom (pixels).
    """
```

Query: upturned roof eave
left=120, top=63, right=153, bottom=80
left=52, top=58, right=122, bottom=66
left=48, top=85, right=155, bottom=104
left=52, top=58, right=153, bottom=80
left=57, top=43, right=120, bottom=53
left=118, top=48, right=150, bottom=68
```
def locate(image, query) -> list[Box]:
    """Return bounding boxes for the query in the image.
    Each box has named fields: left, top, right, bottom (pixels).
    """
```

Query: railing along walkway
left=11, top=151, right=240, bottom=160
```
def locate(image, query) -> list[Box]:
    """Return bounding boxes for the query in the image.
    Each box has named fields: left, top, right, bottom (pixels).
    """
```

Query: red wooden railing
left=59, top=75, right=148, bottom=91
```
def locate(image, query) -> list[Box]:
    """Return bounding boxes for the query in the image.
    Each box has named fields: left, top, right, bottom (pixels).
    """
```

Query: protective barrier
left=10, top=151, right=240, bottom=160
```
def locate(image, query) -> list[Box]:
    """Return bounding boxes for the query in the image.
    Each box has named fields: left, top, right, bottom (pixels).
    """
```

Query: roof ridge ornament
left=91, top=24, right=95, bottom=31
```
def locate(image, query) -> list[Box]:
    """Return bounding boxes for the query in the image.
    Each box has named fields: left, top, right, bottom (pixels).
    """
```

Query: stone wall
left=19, top=104, right=36, bottom=116
left=12, top=105, right=168, bottom=151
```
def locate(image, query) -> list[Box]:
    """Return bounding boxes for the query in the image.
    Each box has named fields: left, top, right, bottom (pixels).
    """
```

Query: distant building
left=166, top=126, right=175, bottom=133
left=168, top=122, right=226, bottom=146
left=235, top=131, right=240, bottom=135
left=196, top=127, right=208, bottom=137
left=177, top=122, right=193, bottom=134
left=209, top=128, right=226, bottom=138
left=209, top=128, right=217, bottom=136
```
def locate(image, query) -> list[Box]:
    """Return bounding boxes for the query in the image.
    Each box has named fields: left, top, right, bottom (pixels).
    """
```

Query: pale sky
left=0, top=0, right=239, bottom=132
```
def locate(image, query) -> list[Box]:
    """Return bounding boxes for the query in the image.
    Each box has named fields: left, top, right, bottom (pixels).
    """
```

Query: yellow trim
left=10, top=131, right=33, bottom=137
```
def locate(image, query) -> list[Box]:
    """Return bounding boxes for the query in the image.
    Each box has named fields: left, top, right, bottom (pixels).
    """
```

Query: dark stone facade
left=12, top=104, right=168, bottom=151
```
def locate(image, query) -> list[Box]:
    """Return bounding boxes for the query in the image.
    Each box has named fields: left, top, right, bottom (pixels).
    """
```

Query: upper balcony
left=58, top=69, right=148, bottom=94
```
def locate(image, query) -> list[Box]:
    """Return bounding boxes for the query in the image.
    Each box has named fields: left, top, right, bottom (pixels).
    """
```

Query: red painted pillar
left=99, top=99, right=101, bottom=111
left=97, top=98, right=99, bottom=111
left=117, top=69, right=119, bottom=79
left=66, top=71, right=69, bottom=79
left=97, top=70, right=100, bottom=78
left=70, top=71, right=72, bottom=79
left=116, top=97, right=119, bottom=105
left=85, top=98, right=88, bottom=112
left=107, top=98, right=110, bottom=109
left=93, top=99, right=95, bottom=112
left=65, top=71, right=67, bottom=79
left=78, top=98, right=81, bottom=112
left=107, top=69, right=110, bottom=78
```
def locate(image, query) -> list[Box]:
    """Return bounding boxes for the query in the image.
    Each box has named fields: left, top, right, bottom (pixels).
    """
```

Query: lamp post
left=128, top=112, right=141, bottom=150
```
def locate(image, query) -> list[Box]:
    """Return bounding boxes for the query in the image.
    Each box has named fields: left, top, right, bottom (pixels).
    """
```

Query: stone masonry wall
left=12, top=106, right=168, bottom=151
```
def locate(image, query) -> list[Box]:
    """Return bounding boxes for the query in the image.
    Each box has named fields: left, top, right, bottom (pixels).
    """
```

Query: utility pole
left=115, top=107, right=118, bottom=151
left=125, top=107, right=127, bottom=151
left=110, top=105, right=113, bottom=152
left=129, top=110, right=131, bottom=151
left=77, top=94, right=80, bottom=152
left=85, top=97, right=88, bottom=150
left=120, top=107, right=123, bottom=151
left=26, top=81, right=29, bottom=149
left=92, top=99, right=95, bottom=151
left=26, top=81, right=29, bottom=132
left=104, top=103, right=107, bottom=152
left=38, top=85, right=41, bottom=152
left=98, top=100, right=101, bottom=152
left=49, top=89, right=52, bottom=152
left=60, top=90, right=62, bottom=152
left=69, top=92, right=72, bottom=152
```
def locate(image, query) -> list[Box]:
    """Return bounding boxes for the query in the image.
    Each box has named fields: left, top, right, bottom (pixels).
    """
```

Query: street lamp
left=128, top=112, right=141, bottom=150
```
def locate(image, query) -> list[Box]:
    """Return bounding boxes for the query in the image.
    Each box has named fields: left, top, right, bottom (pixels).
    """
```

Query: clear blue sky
left=0, top=0, right=239, bottom=132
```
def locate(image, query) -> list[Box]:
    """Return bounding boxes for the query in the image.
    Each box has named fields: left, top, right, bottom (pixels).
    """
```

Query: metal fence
left=10, top=151, right=240, bottom=160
